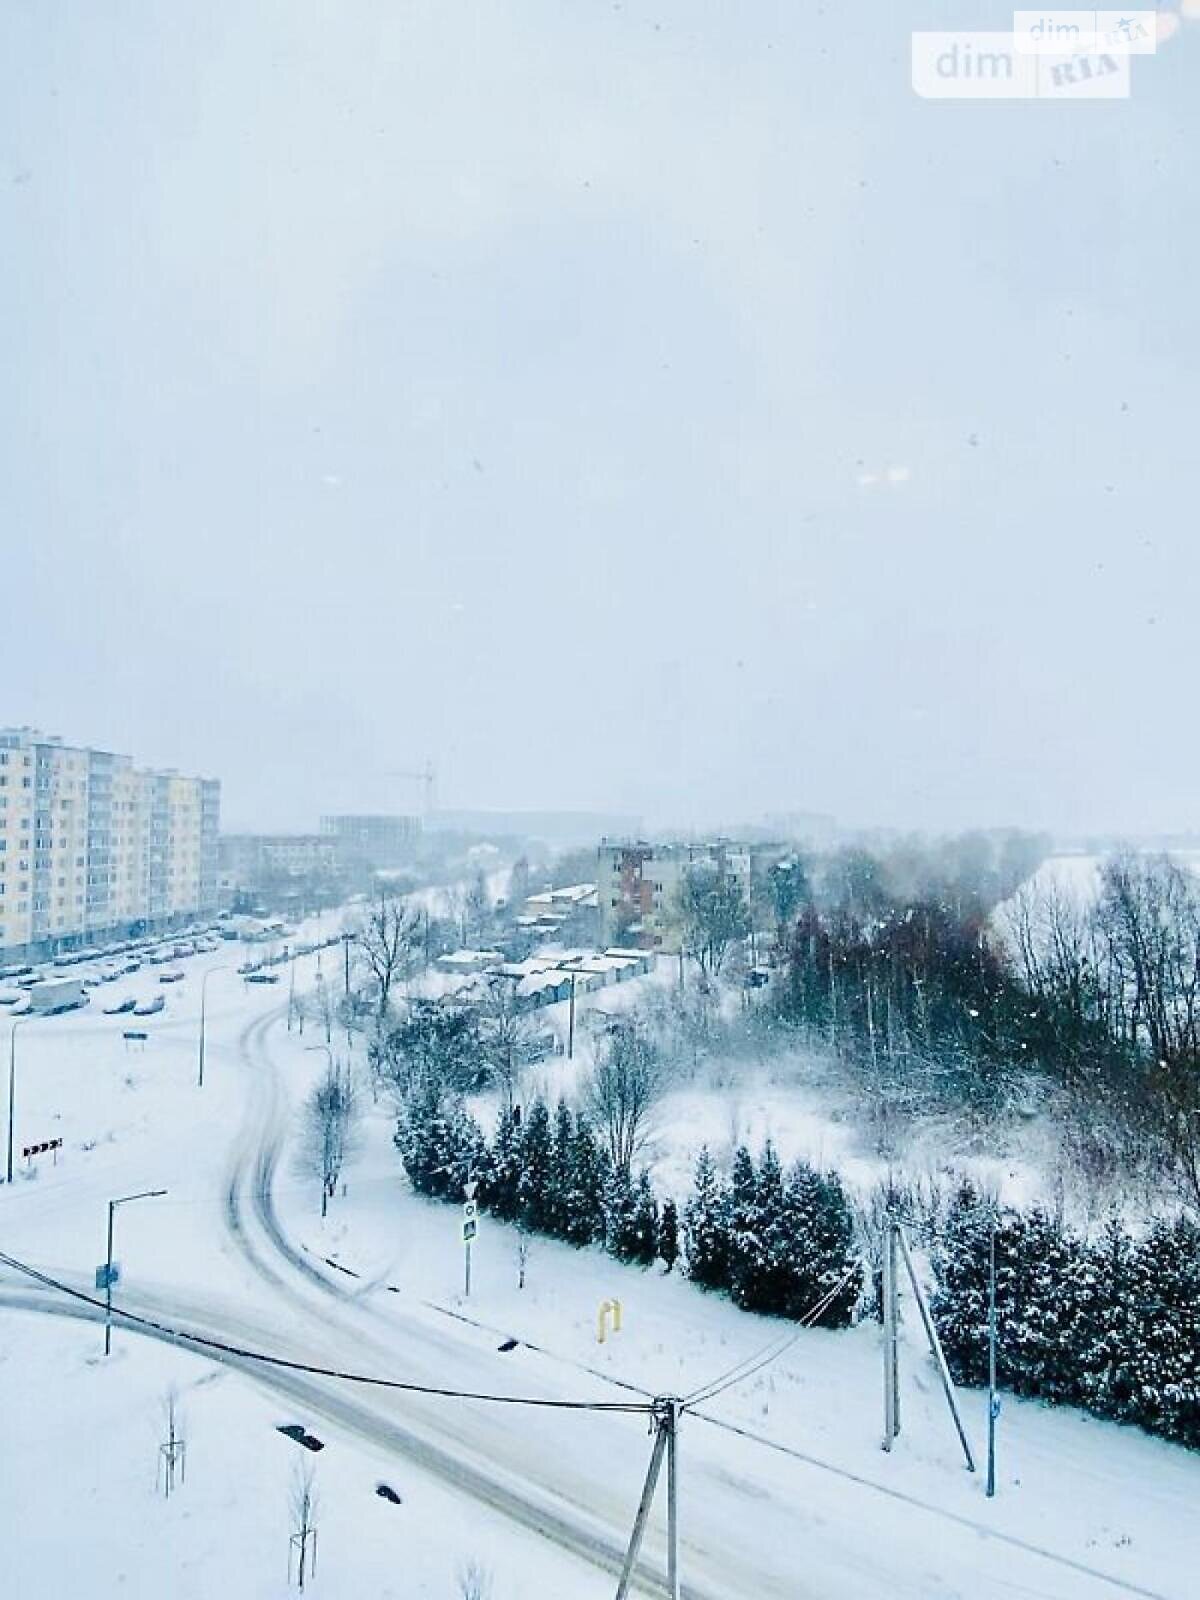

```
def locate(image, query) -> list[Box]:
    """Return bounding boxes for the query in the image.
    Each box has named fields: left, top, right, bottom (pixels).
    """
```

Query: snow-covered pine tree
left=562, top=1115, right=609, bottom=1247
left=732, top=1142, right=787, bottom=1314
left=517, top=1099, right=554, bottom=1233
left=1076, top=1213, right=1141, bottom=1424
left=658, top=1197, right=680, bottom=1273
left=485, top=1104, right=523, bottom=1221
left=630, top=1170, right=660, bottom=1266
left=548, top=1100, right=576, bottom=1240
left=1127, top=1215, right=1200, bottom=1446
left=683, top=1145, right=731, bottom=1290
left=727, top=1145, right=765, bottom=1311
left=604, top=1164, right=640, bottom=1261
left=790, top=1164, right=862, bottom=1328
left=1005, top=1205, right=1086, bottom=1404
left=930, top=1178, right=996, bottom=1385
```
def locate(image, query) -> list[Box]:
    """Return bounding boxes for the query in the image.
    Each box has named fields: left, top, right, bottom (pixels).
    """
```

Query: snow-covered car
left=133, top=994, right=166, bottom=1017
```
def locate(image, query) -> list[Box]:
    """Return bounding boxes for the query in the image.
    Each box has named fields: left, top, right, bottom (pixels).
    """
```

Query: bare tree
left=464, top=869, right=491, bottom=944
left=1096, top=853, right=1200, bottom=1209
left=355, top=889, right=424, bottom=1033
left=299, top=974, right=337, bottom=1046
left=298, top=1061, right=361, bottom=1217
left=457, top=1558, right=494, bottom=1600
left=585, top=1015, right=668, bottom=1174
left=677, top=863, right=750, bottom=979
left=478, top=975, right=531, bottom=1112
left=289, top=1465, right=318, bottom=1591
left=158, top=1385, right=187, bottom=1498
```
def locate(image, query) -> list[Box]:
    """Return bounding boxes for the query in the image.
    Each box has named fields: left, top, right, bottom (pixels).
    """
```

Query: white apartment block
left=0, top=728, right=220, bottom=959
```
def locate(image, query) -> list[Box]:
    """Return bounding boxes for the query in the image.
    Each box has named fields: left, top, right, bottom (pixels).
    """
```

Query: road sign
left=95, top=1262, right=120, bottom=1291
left=462, top=1218, right=478, bottom=1244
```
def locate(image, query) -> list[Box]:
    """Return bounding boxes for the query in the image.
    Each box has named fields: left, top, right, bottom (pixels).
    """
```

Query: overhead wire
left=681, top=1263, right=863, bottom=1410
left=0, top=1248, right=651, bottom=1415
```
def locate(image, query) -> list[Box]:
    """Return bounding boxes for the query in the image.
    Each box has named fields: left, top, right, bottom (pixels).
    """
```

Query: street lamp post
left=104, top=1188, right=167, bottom=1356
left=198, top=967, right=226, bottom=1089
left=341, top=932, right=354, bottom=1000
left=7, top=1015, right=31, bottom=1185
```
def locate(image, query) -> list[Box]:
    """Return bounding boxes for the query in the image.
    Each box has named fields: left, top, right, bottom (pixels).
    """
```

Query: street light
left=103, top=1188, right=167, bottom=1356
left=340, top=931, right=355, bottom=1001
left=198, top=967, right=227, bottom=1089
left=7, top=1015, right=32, bottom=1186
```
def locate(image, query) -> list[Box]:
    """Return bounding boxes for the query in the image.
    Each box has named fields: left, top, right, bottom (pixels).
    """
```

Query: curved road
left=0, top=996, right=1176, bottom=1600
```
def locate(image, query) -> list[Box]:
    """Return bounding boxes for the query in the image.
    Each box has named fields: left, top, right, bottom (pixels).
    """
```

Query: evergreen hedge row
left=395, top=1087, right=861, bottom=1325
left=932, top=1180, right=1200, bottom=1448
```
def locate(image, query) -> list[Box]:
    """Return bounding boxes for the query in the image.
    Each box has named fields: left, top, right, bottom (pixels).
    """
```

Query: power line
left=681, top=1265, right=862, bottom=1410
left=0, top=1249, right=650, bottom=1415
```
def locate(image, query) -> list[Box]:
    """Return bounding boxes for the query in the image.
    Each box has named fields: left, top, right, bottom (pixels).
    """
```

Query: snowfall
left=1, top=911, right=1197, bottom=1599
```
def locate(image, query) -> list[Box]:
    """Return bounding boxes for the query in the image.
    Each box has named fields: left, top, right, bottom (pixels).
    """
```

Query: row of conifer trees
left=395, top=1086, right=861, bottom=1325
left=931, top=1180, right=1200, bottom=1448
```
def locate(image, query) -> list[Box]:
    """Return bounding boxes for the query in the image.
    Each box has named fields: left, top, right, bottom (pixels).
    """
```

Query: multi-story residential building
left=596, top=839, right=784, bottom=951
left=0, top=728, right=220, bottom=960
left=220, top=833, right=340, bottom=887
left=319, top=813, right=420, bottom=867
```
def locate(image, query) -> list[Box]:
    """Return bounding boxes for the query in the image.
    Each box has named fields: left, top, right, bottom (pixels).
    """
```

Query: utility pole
left=882, top=1217, right=900, bottom=1449
left=104, top=1188, right=167, bottom=1356
left=463, top=1177, right=478, bottom=1299
left=198, top=967, right=225, bottom=1088
left=615, top=1397, right=681, bottom=1600
left=341, top=932, right=353, bottom=999
left=987, top=1220, right=998, bottom=1498
left=894, top=1225, right=975, bottom=1472
left=7, top=1016, right=30, bottom=1185
left=567, top=973, right=576, bottom=1060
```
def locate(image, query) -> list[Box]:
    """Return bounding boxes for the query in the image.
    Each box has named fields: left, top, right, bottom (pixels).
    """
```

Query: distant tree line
left=766, top=835, right=1050, bottom=1108
left=754, top=842, right=1200, bottom=1212
left=932, top=1179, right=1200, bottom=1449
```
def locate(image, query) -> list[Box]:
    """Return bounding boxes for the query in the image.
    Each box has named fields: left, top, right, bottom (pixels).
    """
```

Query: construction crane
left=385, top=762, right=437, bottom=817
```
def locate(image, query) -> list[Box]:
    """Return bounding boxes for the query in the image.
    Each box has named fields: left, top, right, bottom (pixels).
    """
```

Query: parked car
left=246, top=971, right=280, bottom=985
left=103, top=997, right=137, bottom=1016
left=159, top=970, right=185, bottom=984
left=133, top=994, right=166, bottom=1017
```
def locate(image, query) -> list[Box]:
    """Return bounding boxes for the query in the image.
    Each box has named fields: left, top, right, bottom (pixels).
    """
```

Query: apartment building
left=0, top=728, right=220, bottom=959
left=319, top=813, right=420, bottom=867
left=220, top=833, right=340, bottom=887
left=596, top=839, right=780, bottom=951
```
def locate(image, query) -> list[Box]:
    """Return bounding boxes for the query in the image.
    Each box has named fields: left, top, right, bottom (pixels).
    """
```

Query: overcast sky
left=2, top=2, right=1196, bottom=836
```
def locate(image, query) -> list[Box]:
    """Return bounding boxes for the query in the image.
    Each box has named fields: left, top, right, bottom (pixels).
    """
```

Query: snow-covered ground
left=2, top=925, right=1198, bottom=1598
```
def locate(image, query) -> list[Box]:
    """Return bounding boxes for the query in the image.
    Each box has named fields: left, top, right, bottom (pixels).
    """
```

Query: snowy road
left=1, top=936, right=1195, bottom=1598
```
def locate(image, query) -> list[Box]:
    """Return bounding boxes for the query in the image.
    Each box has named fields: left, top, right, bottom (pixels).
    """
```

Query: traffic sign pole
left=462, top=1183, right=478, bottom=1299
left=104, top=1200, right=116, bottom=1356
